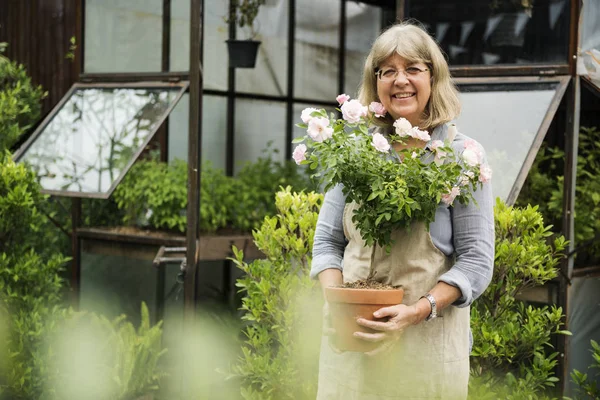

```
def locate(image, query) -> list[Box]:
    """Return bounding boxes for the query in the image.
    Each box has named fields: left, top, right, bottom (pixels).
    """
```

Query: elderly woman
left=311, top=22, right=494, bottom=399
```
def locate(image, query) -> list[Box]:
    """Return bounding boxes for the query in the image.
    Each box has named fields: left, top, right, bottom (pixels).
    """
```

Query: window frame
left=13, top=81, right=189, bottom=199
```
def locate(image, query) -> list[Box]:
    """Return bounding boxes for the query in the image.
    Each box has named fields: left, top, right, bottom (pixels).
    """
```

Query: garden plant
left=0, top=50, right=167, bottom=400
left=469, top=199, right=568, bottom=399
left=113, top=150, right=315, bottom=234
left=230, top=187, right=323, bottom=400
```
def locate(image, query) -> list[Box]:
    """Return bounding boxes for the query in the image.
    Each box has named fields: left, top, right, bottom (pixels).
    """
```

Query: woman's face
left=376, top=53, right=431, bottom=127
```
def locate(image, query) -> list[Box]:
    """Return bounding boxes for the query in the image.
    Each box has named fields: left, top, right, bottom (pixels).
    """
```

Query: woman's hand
left=354, top=301, right=430, bottom=355
left=355, top=303, right=420, bottom=340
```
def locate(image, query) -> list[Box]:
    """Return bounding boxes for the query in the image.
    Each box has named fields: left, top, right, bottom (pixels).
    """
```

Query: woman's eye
left=382, top=69, right=397, bottom=77
left=406, top=67, right=421, bottom=74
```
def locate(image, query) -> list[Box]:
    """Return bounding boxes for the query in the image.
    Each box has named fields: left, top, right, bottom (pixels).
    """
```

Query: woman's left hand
left=354, top=304, right=420, bottom=347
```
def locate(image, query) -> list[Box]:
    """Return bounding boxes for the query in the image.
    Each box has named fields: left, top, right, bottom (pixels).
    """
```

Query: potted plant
left=325, top=283, right=404, bottom=352
left=225, top=0, right=266, bottom=68
left=293, top=97, right=490, bottom=353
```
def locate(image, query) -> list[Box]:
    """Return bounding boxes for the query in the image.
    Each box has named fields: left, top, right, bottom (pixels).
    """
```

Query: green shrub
left=469, top=199, right=569, bottom=399
left=0, top=154, right=69, bottom=399
left=43, top=302, right=166, bottom=400
left=113, top=152, right=315, bottom=233
left=231, top=151, right=317, bottom=231
left=0, top=53, right=46, bottom=152
left=230, top=188, right=323, bottom=400
left=517, top=126, right=600, bottom=264
left=570, top=340, right=600, bottom=399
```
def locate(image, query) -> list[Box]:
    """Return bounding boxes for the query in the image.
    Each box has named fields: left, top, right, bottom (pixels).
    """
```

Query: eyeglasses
left=375, top=66, right=429, bottom=82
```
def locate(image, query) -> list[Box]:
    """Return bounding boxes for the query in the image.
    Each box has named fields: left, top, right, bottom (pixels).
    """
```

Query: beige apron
left=316, top=201, right=471, bottom=400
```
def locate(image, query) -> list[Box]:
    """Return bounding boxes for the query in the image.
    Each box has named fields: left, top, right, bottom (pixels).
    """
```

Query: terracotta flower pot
left=325, top=286, right=404, bottom=353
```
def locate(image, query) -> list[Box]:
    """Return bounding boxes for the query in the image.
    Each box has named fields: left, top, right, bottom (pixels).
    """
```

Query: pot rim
left=325, top=286, right=404, bottom=305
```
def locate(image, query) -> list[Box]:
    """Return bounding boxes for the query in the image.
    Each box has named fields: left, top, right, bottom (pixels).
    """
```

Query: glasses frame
left=375, top=66, right=430, bottom=82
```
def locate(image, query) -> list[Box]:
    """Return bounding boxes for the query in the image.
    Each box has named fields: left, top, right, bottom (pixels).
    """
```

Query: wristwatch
left=421, top=293, right=437, bottom=321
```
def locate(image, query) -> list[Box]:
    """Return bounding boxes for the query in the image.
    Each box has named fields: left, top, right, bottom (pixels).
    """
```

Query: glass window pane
left=170, top=0, right=228, bottom=91
left=344, top=4, right=383, bottom=96
left=235, top=2, right=289, bottom=96
left=17, top=85, right=185, bottom=195
left=234, top=99, right=286, bottom=173
left=168, top=94, right=228, bottom=171
left=455, top=81, right=560, bottom=201
left=577, top=0, right=600, bottom=89
left=84, top=0, right=163, bottom=73
left=81, top=241, right=158, bottom=325
left=408, top=0, right=570, bottom=66
left=294, top=0, right=341, bottom=100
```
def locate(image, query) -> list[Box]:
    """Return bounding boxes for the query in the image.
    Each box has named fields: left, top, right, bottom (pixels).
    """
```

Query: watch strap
left=421, top=293, right=437, bottom=321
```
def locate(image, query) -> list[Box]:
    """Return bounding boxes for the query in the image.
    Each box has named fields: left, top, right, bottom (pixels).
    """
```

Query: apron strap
left=447, top=124, right=457, bottom=142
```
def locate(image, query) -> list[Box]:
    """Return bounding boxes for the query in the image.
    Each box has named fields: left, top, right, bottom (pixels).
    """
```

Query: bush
left=0, top=53, right=46, bottom=152
left=0, top=154, right=69, bottom=399
left=469, top=199, right=569, bottom=399
left=43, top=303, right=166, bottom=400
left=517, top=126, right=600, bottom=265
left=570, top=340, right=600, bottom=399
left=113, top=153, right=315, bottom=233
left=229, top=188, right=323, bottom=400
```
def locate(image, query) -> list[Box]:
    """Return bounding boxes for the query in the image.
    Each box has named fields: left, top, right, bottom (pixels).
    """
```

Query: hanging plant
left=224, top=0, right=267, bottom=68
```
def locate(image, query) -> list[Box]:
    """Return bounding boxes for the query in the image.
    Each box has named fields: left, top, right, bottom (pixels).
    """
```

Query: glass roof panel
left=455, top=80, right=564, bottom=202
left=15, top=84, right=186, bottom=197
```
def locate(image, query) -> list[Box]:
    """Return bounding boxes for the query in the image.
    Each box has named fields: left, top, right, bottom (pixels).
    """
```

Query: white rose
left=307, top=117, right=333, bottom=142
left=371, top=133, right=390, bottom=153
left=393, top=118, right=412, bottom=137
left=301, top=107, right=319, bottom=124
left=340, top=99, right=368, bottom=124
left=462, top=148, right=480, bottom=166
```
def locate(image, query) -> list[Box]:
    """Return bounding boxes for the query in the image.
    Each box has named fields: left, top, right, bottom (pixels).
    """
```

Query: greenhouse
left=0, top=0, right=599, bottom=398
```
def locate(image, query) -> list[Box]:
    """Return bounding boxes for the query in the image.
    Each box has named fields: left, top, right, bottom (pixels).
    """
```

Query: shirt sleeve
left=310, top=184, right=347, bottom=279
left=438, top=144, right=495, bottom=308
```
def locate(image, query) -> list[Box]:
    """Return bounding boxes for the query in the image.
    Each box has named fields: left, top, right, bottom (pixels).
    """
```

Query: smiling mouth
left=393, top=93, right=415, bottom=99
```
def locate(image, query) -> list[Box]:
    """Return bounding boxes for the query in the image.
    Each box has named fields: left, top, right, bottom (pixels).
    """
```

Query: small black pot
left=226, top=40, right=261, bottom=68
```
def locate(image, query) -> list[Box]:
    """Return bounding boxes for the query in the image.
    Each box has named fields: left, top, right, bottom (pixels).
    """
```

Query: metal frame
left=454, top=75, right=571, bottom=206
left=13, top=81, right=189, bottom=199
left=184, top=0, right=203, bottom=317
left=582, top=75, right=600, bottom=99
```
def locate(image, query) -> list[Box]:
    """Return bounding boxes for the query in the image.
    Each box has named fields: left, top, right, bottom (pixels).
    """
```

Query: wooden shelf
left=77, top=227, right=262, bottom=261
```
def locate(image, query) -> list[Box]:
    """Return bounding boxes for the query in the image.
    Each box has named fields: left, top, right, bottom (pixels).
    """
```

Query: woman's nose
left=393, top=70, right=410, bottom=85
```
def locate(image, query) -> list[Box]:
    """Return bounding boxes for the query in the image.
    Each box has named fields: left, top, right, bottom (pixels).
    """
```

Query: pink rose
left=479, top=164, right=493, bottom=183
left=336, top=93, right=350, bottom=105
left=340, top=99, right=368, bottom=124
left=460, top=170, right=475, bottom=186
left=307, top=117, right=333, bottom=142
left=393, top=118, right=412, bottom=137
left=371, top=133, right=390, bottom=153
left=301, top=107, right=319, bottom=124
left=292, top=144, right=307, bottom=165
left=409, top=127, right=431, bottom=142
left=441, top=186, right=461, bottom=206
left=369, top=102, right=387, bottom=118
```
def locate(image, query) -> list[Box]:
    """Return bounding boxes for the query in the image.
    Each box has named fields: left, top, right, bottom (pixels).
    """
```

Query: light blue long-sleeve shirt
left=310, top=124, right=495, bottom=308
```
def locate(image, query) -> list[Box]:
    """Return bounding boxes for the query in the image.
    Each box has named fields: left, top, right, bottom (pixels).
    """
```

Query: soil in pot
left=325, top=280, right=404, bottom=353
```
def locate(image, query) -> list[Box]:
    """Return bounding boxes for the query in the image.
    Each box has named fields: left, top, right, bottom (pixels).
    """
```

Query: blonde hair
left=357, top=21, right=460, bottom=131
